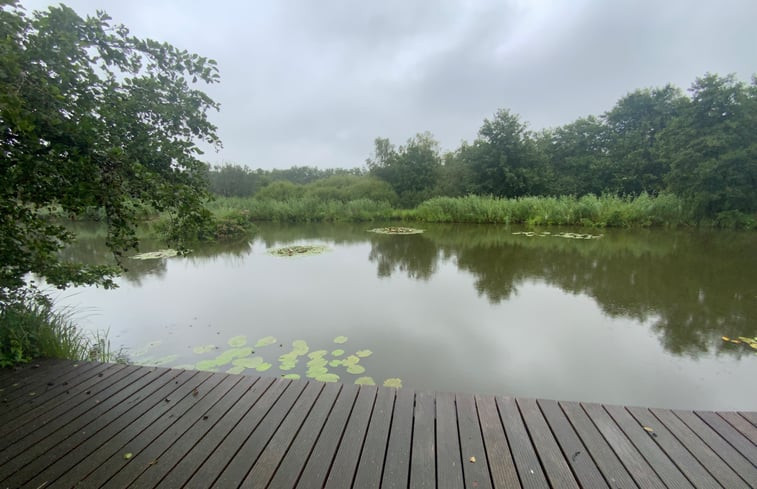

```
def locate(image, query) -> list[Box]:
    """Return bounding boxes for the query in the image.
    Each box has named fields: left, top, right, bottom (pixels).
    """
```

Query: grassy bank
left=204, top=193, right=756, bottom=229
left=0, top=294, right=120, bottom=367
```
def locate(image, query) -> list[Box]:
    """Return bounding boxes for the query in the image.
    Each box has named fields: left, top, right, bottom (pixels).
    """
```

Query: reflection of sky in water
left=57, top=225, right=757, bottom=410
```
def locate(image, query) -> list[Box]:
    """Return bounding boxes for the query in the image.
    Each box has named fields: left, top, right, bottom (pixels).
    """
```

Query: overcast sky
left=22, top=0, right=757, bottom=170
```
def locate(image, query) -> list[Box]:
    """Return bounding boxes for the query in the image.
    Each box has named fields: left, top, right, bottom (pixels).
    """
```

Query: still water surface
left=58, top=223, right=757, bottom=410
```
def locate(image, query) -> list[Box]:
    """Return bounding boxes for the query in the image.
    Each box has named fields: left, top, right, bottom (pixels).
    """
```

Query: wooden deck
left=0, top=360, right=754, bottom=488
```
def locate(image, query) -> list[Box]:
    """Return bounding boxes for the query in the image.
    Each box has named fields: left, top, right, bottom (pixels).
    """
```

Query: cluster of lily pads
left=130, top=334, right=402, bottom=388
left=512, top=231, right=603, bottom=240
left=368, top=227, right=424, bottom=235
left=721, top=336, right=757, bottom=353
left=268, top=245, right=330, bottom=257
left=130, top=249, right=180, bottom=260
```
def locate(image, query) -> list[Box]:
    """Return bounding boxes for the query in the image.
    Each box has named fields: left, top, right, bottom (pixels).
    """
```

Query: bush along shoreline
left=204, top=193, right=755, bottom=230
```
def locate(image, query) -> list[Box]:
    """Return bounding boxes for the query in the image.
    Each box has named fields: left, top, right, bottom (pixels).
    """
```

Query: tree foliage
left=0, top=2, right=220, bottom=298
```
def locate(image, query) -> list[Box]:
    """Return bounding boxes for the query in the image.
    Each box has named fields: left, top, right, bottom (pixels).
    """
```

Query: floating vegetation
left=721, top=336, right=757, bottom=351
left=254, top=336, right=277, bottom=348
left=129, top=340, right=162, bottom=358
left=145, top=333, right=402, bottom=387
left=228, top=335, right=247, bottom=347
left=512, top=231, right=603, bottom=240
left=368, top=227, right=424, bottom=235
left=130, top=249, right=180, bottom=260
left=193, top=344, right=216, bottom=354
left=268, top=245, right=329, bottom=257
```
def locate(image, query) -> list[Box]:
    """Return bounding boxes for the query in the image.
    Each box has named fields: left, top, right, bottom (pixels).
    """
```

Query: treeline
left=207, top=73, right=757, bottom=223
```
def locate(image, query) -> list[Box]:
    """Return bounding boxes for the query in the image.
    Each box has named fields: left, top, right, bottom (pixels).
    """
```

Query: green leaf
left=355, top=349, right=372, bottom=358
left=383, top=378, right=403, bottom=388
left=333, top=336, right=348, bottom=344
left=354, top=376, right=376, bottom=386
left=227, top=335, right=247, bottom=347
left=254, top=336, right=277, bottom=348
left=331, top=349, right=345, bottom=357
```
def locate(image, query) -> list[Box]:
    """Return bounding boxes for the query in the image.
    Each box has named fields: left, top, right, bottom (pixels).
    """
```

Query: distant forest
left=207, top=73, right=757, bottom=220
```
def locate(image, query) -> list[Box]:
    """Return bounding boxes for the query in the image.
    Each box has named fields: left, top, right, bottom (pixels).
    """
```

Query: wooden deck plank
left=0, top=359, right=74, bottom=388
left=294, top=383, right=360, bottom=489
left=323, top=385, right=379, bottom=489
left=0, top=363, right=755, bottom=489
left=456, top=393, right=493, bottom=489
left=496, top=396, right=550, bottom=489
left=73, top=371, right=223, bottom=488
left=718, top=411, right=757, bottom=445
left=410, top=390, right=436, bottom=489
left=518, top=398, right=580, bottom=489
left=559, top=401, right=638, bottom=489
left=0, top=361, right=111, bottom=423
left=0, top=365, right=160, bottom=488
left=0, top=363, right=135, bottom=459
left=381, top=386, right=415, bottom=489
left=537, top=399, right=608, bottom=489
left=58, top=370, right=213, bottom=487
left=626, top=406, right=720, bottom=489
left=245, top=381, right=338, bottom=489
left=352, top=386, right=396, bottom=489
left=212, top=380, right=310, bottom=488
left=739, top=411, right=757, bottom=428
left=104, top=373, right=244, bottom=488
left=0, top=360, right=100, bottom=407
left=156, top=376, right=275, bottom=489
left=673, top=409, right=757, bottom=486
left=436, top=391, right=464, bottom=489
left=695, top=410, right=757, bottom=466
left=580, top=402, right=666, bottom=489
left=603, top=404, right=693, bottom=489
left=650, top=408, right=751, bottom=489
left=19, top=368, right=191, bottom=489
left=181, top=378, right=291, bottom=487
left=475, top=394, right=520, bottom=489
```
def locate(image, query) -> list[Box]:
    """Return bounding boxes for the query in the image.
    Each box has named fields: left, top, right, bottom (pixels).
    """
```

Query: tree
left=464, top=109, right=544, bottom=197
left=537, top=116, right=611, bottom=196
left=367, top=132, right=441, bottom=207
left=603, top=85, right=686, bottom=195
left=0, top=2, right=221, bottom=299
left=659, top=74, right=757, bottom=218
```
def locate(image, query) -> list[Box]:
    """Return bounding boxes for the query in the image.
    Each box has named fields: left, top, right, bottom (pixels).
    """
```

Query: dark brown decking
left=0, top=359, right=755, bottom=488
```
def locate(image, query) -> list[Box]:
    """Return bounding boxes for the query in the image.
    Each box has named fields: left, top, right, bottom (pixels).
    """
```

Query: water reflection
left=61, top=222, right=757, bottom=361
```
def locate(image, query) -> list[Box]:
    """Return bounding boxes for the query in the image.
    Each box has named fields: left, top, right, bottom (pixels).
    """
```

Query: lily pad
left=308, top=350, right=327, bottom=359
left=192, top=344, right=216, bottom=354
left=383, top=378, right=403, bottom=388
left=232, top=356, right=264, bottom=369
left=346, top=364, right=366, bottom=375
left=331, top=349, right=345, bottom=357
left=333, top=336, right=348, bottom=344
left=355, top=349, right=372, bottom=358
left=329, top=359, right=343, bottom=368
left=214, top=347, right=254, bottom=367
left=226, top=365, right=246, bottom=375
left=314, top=373, right=340, bottom=383
left=354, top=376, right=376, bottom=386
left=143, top=354, right=179, bottom=366
left=195, top=360, right=219, bottom=371
left=254, top=336, right=277, bottom=348
left=268, top=245, right=329, bottom=257
left=343, top=355, right=360, bottom=366
left=368, top=227, right=424, bottom=235
left=172, top=364, right=196, bottom=370
left=292, top=340, right=309, bottom=355
left=256, top=362, right=272, bottom=372
left=228, top=335, right=247, bottom=347
left=306, top=366, right=329, bottom=378
left=282, top=373, right=301, bottom=380
left=131, top=249, right=180, bottom=260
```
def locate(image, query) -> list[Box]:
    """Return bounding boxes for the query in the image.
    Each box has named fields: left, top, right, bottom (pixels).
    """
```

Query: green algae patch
left=368, top=227, right=424, bottom=235
left=192, top=344, right=216, bottom=354
left=131, top=249, right=180, bottom=260
left=268, top=245, right=329, bottom=257
left=228, top=335, right=247, bottom=347
left=512, top=231, right=603, bottom=240
left=254, top=336, right=277, bottom=348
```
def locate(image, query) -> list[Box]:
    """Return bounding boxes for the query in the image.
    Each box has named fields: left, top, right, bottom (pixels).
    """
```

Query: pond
left=56, top=222, right=757, bottom=410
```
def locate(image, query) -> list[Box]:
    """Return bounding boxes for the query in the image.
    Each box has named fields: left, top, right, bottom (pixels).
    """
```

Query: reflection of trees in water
left=368, top=234, right=438, bottom=280
left=437, top=228, right=757, bottom=358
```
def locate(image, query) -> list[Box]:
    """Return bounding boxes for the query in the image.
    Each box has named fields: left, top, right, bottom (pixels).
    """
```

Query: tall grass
left=0, top=295, right=123, bottom=366
left=206, top=197, right=400, bottom=222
